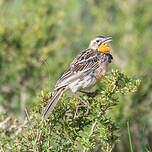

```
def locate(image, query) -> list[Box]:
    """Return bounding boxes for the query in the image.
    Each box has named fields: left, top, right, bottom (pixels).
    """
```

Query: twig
left=36, top=130, right=43, bottom=143
left=15, top=119, right=28, bottom=136
left=83, top=149, right=86, bottom=152
left=34, top=129, right=43, bottom=152
left=24, top=108, right=34, bottom=130
left=14, top=109, right=33, bottom=136
left=24, top=108, right=30, bottom=122
left=83, top=120, right=97, bottom=152
left=91, top=120, right=97, bottom=133
left=20, top=87, right=27, bottom=117
left=0, top=116, right=11, bottom=129
left=106, top=80, right=118, bottom=100
left=1, top=147, right=5, bottom=152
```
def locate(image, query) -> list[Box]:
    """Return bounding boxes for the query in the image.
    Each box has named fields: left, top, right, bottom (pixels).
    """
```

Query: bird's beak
left=103, top=37, right=112, bottom=44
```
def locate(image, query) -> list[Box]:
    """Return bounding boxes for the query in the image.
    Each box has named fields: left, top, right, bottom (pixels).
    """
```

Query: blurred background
left=0, top=0, right=152, bottom=151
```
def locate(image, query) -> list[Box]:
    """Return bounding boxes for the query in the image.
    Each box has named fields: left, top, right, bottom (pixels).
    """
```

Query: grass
left=127, top=121, right=134, bottom=152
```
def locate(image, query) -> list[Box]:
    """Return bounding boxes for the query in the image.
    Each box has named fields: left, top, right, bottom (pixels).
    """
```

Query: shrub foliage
left=0, top=70, right=140, bottom=151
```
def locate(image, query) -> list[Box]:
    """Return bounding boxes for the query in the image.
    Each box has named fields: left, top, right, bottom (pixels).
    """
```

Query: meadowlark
left=41, top=36, right=113, bottom=119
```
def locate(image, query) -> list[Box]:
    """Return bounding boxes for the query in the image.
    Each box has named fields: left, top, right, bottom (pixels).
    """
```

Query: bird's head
left=88, top=36, right=112, bottom=54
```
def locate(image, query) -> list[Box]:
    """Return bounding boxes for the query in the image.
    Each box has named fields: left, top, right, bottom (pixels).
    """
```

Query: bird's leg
left=72, top=92, right=89, bottom=118
left=80, top=90, right=99, bottom=98
left=74, top=104, right=87, bottom=119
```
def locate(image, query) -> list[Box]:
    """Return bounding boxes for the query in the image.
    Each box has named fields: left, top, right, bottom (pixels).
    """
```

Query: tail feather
left=41, top=88, right=66, bottom=119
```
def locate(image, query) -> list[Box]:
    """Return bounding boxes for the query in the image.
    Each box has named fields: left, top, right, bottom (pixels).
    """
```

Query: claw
left=80, top=90, right=99, bottom=98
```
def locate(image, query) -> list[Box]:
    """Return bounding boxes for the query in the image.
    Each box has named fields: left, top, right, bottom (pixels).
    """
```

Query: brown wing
left=54, top=49, right=105, bottom=90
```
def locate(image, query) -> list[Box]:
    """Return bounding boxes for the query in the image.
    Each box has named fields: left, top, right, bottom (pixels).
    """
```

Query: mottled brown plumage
left=41, top=36, right=113, bottom=119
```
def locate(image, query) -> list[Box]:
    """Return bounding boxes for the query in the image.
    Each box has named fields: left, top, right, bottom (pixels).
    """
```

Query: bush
left=0, top=70, right=140, bottom=151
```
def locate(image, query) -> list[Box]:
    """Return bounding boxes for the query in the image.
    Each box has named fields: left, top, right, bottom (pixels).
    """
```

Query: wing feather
left=54, top=49, right=104, bottom=90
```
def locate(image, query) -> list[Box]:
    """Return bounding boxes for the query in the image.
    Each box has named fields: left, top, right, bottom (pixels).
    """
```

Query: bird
left=41, top=36, right=113, bottom=119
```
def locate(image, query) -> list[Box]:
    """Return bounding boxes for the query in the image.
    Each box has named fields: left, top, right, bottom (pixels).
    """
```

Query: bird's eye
left=96, top=40, right=99, bottom=43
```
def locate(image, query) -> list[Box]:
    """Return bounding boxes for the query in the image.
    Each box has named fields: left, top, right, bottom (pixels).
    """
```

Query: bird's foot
left=80, top=90, right=99, bottom=98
